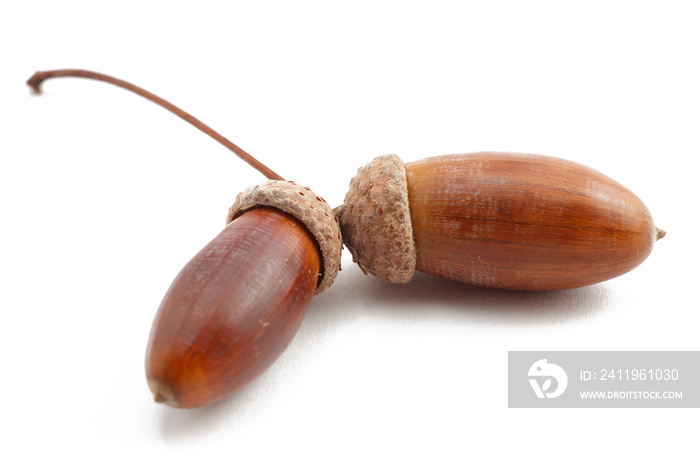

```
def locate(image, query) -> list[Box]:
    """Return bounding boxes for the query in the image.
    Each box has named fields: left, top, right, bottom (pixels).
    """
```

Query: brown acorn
left=145, top=207, right=319, bottom=407
left=28, top=69, right=343, bottom=408
left=146, top=182, right=342, bottom=408
left=29, top=68, right=665, bottom=410
left=335, top=152, right=664, bottom=290
left=143, top=181, right=346, bottom=408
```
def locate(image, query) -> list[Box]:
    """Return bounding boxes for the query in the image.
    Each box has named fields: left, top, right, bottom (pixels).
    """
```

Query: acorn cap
left=227, top=180, right=342, bottom=294
left=333, top=154, right=416, bottom=284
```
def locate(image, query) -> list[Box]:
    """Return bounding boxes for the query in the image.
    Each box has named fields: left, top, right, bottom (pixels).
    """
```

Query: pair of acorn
left=29, top=70, right=664, bottom=409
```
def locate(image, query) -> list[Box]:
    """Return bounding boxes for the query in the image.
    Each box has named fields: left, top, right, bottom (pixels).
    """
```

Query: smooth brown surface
left=405, top=153, right=659, bottom=290
left=145, top=207, right=321, bottom=408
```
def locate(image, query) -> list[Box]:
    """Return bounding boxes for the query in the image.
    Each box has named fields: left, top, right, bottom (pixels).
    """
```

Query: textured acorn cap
left=333, top=154, right=416, bottom=284
left=227, top=180, right=342, bottom=294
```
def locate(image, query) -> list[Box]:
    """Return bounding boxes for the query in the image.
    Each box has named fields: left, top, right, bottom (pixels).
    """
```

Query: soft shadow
left=374, top=271, right=610, bottom=322
left=307, top=264, right=612, bottom=330
left=154, top=373, right=266, bottom=439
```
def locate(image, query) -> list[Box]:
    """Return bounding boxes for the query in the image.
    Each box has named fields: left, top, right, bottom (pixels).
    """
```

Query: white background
left=1, top=1, right=698, bottom=464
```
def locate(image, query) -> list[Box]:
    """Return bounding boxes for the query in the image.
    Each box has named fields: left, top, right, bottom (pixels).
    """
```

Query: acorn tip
left=149, top=380, right=180, bottom=408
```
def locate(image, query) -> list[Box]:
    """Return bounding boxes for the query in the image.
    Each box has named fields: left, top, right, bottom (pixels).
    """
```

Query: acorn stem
left=27, top=69, right=283, bottom=181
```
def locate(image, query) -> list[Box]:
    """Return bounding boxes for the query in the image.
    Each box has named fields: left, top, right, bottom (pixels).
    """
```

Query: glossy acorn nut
left=28, top=70, right=347, bottom=409
left=146, top=182, right=341, bottom=408
left=335, top=152, right=664, bottom=290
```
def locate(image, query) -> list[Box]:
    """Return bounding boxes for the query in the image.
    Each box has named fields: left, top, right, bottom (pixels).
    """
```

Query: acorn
left=335, top=153, right=664, bottom=290
left=28, top=68, right=664, bottom=409
left=146, top=182, right=341, bottom=408
left=28, top=69, right=342, bottom=408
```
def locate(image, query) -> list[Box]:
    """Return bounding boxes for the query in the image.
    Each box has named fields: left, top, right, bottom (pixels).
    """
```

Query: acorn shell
left=337, top=152, right=662, bottom=290
left=146, top=207, right=321, bottom=408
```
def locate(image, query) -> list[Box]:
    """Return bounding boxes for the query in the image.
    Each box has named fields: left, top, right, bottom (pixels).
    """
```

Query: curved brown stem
left=27, top=69, right=283, bottom=181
